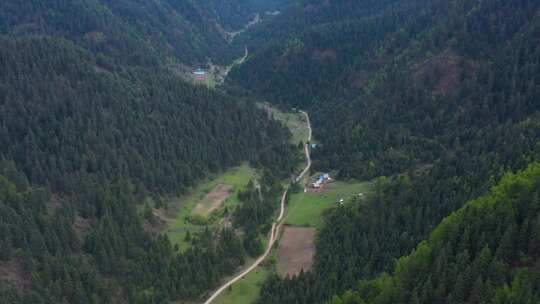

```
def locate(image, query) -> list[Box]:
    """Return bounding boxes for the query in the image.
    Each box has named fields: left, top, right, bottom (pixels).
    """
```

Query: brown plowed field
left=277, top=226, right=316, bottom=277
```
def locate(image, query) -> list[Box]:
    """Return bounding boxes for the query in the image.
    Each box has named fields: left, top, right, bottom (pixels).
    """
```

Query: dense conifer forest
left=329, top=163, right=540, bottom=304
left=227, top=0, right=540, bottom=303
left=1, top=0, right=539, bottom=303
left=0, top=1, right=298, bottom=303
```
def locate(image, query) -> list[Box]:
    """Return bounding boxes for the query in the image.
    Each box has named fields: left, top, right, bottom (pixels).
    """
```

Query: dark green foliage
left=2, top=0, right=540, bottom=302
left=330, top=163, right=540, bottom=304
left=236, top=0, right=540, bottom=303
left=198, top=0, right=288, bottom=32
left=0, top=36, right=295, bottom=198
left=0, top=163, right=114, bottom=303
left=243, top=230, right=264, bottom=257
left=232, top=0, right=540, bottom=180
left=0, top=163, right=252, bottom=303
left=0, top=0, right=231, bottom=65
left=234, top=172, right=284, bottom=232
left=0, top=2, right=298, bottom=302
left=0, top=0, right=290, bottom=66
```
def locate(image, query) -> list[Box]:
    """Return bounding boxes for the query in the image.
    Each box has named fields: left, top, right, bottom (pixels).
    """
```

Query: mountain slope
left=0, top=0, right=234, bottom=65
left=0, top=2, right=299, bottom=303
left=228, top=1, right=540, bottom=303
left=0, top=36, right=296, bottom=196
left=331, top=162, right=540, bottom=304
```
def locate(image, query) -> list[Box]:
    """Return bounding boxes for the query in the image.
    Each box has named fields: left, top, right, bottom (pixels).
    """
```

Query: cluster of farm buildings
left=307, top=173, right=332, bottom=192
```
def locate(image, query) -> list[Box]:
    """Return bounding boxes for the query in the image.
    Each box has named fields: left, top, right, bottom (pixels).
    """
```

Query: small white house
left=193, top=68, right=206, bottom=81
left=193, top=68, right=206, bottom=75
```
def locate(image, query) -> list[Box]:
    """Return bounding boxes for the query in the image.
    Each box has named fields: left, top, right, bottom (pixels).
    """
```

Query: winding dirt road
left=215, top=46, right=248, bottom=85
left=225, top=13, right=261, bottom=41
left=203, top=110, right=312, bottom=304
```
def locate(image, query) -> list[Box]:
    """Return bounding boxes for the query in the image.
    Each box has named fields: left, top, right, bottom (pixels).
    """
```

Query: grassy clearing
left=166, top=164, right=255, bottom=250
left=285, top=180, right=372, bottom=228
left=204, top=73, right=217, bottom=88
left=214, top=266, right=270, bottom=304
left=259, top=103, right=309, bottom=145
left=192, top=72, right=216, bottom=88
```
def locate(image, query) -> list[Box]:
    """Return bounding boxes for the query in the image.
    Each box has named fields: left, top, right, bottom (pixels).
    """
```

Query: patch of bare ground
left=142, top=208, right=169, bottom=234
left=48, top=194, right=62, bottom=210
left=151, top=208, right=168, bottom=231
left=73, top=214, right=92, bottom=238
left=349, top=70, right=370, bottom=90
left=415, top=49, right=474, bottom=95
left=312, top=49, right=337, bottom=61
left=277, top=227, right=316, bottom=277
left=0, top=258, right=31, bottom=291
left=193, top=184, right=233, bottom=216
left=411, top=163, right=434, bottom=177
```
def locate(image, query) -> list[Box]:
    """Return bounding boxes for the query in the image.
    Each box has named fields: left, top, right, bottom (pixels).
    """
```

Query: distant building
left=193, top=68, right=206, bottom=81
left=309, top=173, right=332, bottom=190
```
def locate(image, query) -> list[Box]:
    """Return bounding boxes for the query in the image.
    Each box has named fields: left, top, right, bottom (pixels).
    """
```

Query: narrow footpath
left=203, top=110, right=312, bottom=304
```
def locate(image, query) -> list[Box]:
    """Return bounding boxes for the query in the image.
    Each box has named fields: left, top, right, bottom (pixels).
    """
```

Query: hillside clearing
left=192, top=184, right=234, bottom=217
left=166, top=164, right=255, bottom=250
left=285, top=180, right=372, bottom=228
left=277, top=227, right=316, bottom=277
left=260, top=103, right=310, bottom=145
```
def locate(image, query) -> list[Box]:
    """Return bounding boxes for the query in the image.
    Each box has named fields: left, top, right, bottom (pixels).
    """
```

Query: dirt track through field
left=203, top=110, right=311, bottom=304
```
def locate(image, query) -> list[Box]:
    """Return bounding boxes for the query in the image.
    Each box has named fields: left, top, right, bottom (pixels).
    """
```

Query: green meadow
left=259, top=103, right=310, bottom=145
left=166, top=164, right=255, bottom=250
left=214, top=266, right=270, bottom=304
left=285, top=180, right=372, bottom=228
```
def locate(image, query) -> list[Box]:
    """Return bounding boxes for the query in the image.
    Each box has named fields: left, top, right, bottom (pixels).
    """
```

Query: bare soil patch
left=0, top=259, right=31, bottom=290
left=143, top=208, right=168, bottom=234
left=73, top=214, right=92, bottom=237
left=415, top=49, right=474, bottom=95
left=312, top=49, right=337, bottom=61
left=193, top=184, right=233, bottom=217
left=277, top=227, right=316, bottom=277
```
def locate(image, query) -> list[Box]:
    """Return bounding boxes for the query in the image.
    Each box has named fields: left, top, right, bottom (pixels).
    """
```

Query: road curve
left=203, top=110, right=312, bottom=304
left=218, top=46, right=249, bottom=85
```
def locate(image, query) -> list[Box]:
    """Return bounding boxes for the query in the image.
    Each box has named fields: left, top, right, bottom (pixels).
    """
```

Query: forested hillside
left=330, top=162, right=540, bottom=304
left=233, top=0, right=540, bottom=179
left=198, top=0, right=288, bottom=32
left=0, top=36, right=297, bottom=196
left=0, top=0, right=286, bottom=66
left=0, top=1, right=299, bottom=303
left=1, top=0, right=539, bottom=303
left=0, top=159, right=252, bottom=303
left=228, top=0, right=540, bottom=303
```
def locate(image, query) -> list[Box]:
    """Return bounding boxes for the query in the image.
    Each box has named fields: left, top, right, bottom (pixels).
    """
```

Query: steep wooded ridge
left=1, top=0, right=540, bottom=303
left=330, top=163, right=540, bottom=304
left=0, top=37, right=297, bottom=196
left=0, top=0, right=284, bottom=65
left=0, top=1, right=298, bottom=303
left=227, top=0, right=540, bottom=303
left=197, top=0, right=288, bottom=33
left=0, top=0, right=223, bottom=65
